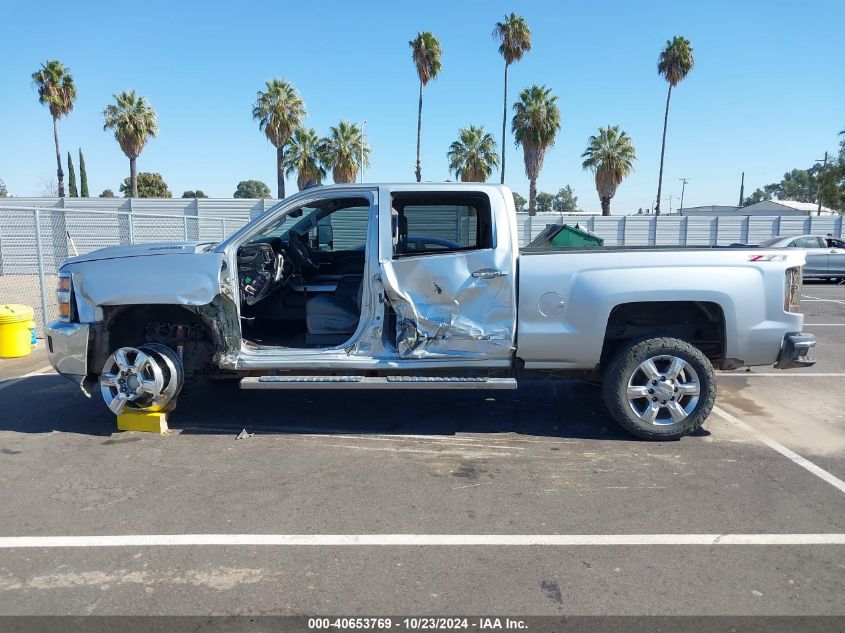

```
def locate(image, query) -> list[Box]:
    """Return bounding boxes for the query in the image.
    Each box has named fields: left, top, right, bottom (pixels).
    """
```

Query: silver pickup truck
left=46, top=183, right=816, bottom=440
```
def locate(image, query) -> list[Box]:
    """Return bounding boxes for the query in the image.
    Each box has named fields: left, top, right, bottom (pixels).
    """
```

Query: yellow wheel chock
left=116, top=410, right=169, bottom=434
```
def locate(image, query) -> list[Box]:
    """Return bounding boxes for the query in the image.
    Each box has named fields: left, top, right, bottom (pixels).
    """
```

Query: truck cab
left=223, top=183, right=517, bottom=369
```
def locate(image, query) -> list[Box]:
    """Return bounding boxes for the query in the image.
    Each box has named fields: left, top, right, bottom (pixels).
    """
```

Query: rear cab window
left=390, top=192, right=494, bottom=258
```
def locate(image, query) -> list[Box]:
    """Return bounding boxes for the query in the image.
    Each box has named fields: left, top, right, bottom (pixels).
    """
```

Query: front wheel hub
left=100, top=345, right=183, bottom=415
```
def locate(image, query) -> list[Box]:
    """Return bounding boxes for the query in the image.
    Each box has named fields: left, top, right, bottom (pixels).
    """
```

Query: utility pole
left=738, top=172, right=745, bottom=207
left=816, top=152, right=828, bottom=216
left=679, top=178, right=689, bottom=212
left=360, top=120, right=368, bottom=183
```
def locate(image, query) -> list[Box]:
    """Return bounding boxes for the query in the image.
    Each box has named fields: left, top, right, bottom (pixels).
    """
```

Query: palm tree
left=284, top=127, right=326, bottom=190
left=319, top=121, right=371, bottom=184
left=32, top=61, right=77, bottom=198
left=102, top=91, right=158, bottom=198
left=409, top=32, right=442, bottom=182
left=581, top=125, right=637, bottom=216
left=512, top=85, right=561, bottom=215
left=493, top=13, right=531, bottom=185
left=252, top=79, right=306, bottom=198
left=447, top=125, right=499, bottom=182
left=655, top=36, right=694, bottom=215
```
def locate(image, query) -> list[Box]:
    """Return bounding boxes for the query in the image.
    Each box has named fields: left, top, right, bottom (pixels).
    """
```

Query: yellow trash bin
left=0, top=305, right=35, bottom=358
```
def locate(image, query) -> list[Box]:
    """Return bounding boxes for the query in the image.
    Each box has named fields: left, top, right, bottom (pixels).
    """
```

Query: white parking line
left=0, top=366, right=54, bottom=393
left=717, top=373, right=845, bottom=377
left=802, top=296, right=845, bottom=304
left=0, top=533, right=843, bottom=548
left=803, top=323, right=845, bottom=326
left=713, top=406, right=845, bottom=495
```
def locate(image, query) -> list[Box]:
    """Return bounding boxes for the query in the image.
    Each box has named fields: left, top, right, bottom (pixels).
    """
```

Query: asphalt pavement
left=0, top=282, right=842, bottom=618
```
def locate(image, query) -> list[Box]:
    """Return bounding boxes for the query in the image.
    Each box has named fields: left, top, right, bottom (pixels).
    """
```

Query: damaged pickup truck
left=46, top=183, right=816, bottom=440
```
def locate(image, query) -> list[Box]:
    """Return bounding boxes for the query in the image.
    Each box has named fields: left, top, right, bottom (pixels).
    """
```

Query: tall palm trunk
left=129, top=156, right=138, bottom=198
left=277, top=146, right=286, bottom=198
left=53, top=116, right=65, bottom=197
left=528, top=177, right=537, bottom=216
left=415, top=81, right=423, bottom=182
left=500, top=62, right=509, bottom=184
left=654, top=84, right=672, bottom=216
left=601, top=196, right=610, bottom=216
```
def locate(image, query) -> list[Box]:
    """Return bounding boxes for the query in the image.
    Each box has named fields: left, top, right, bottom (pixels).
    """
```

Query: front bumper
left=774, top=332, right=816, bottom=369
left=45, top=320, right=89, bottom=381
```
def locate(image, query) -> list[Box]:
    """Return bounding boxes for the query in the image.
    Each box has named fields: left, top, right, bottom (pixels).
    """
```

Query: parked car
left=45, top=183, right=816, bottom=440
left=754, top=235, right=845, bottom=281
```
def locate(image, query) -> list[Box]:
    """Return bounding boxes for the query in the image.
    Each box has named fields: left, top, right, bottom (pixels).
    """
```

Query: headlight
left=784, top=266, right=802, bottom=313
left=56, top=273, right=72, bottom=320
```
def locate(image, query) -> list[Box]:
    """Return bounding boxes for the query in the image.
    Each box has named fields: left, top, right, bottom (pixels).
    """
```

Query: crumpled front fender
left=66, top=252, right=224, bottom=323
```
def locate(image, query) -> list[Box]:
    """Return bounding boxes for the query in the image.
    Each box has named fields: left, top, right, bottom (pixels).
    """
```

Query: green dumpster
left=527, top=223, right=604, bottom=249
left=550, top=224, right=604, bottom=247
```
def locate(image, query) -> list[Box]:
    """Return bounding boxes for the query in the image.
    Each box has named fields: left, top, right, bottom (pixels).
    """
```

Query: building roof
left=754, top=200, right=835, bottom=213
left=681, top=200, right=839, bottom=216
left=680, top=205, right=740, bottom=214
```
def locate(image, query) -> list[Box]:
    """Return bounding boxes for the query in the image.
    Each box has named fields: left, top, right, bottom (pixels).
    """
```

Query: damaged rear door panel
left=377, top=187, right=517, bottom=360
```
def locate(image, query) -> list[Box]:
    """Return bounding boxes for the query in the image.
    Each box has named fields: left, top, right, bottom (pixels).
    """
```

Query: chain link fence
left=0, top=206, right=249, bottom=330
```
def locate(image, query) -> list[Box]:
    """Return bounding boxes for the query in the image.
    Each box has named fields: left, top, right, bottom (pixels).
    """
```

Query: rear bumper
left=45, top=320, right=89, bottom=381
left=774, top=332, right=816, bottom=369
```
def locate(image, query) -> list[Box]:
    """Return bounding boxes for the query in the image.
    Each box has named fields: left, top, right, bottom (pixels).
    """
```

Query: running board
left=240, top=376, right=518, bottom=390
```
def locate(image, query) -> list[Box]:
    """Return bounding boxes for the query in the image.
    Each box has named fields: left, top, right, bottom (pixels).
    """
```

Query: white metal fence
left=519, top=213, right=844, bottom=246
left=0, top=196, right=278, bottom=219
left=1, top=204, right=842, bottom=331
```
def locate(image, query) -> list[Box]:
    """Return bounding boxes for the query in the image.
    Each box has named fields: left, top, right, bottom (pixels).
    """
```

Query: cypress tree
left=79, top=149, right=89, bottom=197
left=67, top=151, right=78, bottom=197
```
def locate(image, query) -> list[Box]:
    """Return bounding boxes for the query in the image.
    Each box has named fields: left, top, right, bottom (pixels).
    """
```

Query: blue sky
left=1, top=0, right=843, bottom=212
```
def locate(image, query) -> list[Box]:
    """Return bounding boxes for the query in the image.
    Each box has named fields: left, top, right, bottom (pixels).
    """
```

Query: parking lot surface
left=0, top=283, right=843, bottom=616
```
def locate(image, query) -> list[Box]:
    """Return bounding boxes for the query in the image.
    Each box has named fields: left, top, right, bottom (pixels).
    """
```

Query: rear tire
left=602, top=337, right=716, bottom=441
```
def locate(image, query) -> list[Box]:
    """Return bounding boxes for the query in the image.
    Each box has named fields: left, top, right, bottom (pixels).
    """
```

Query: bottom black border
left=0, top=616, right=843, bottom=633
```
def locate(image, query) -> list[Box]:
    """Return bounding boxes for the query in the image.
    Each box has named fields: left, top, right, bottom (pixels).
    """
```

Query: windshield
left=251, top=208, right=313, bottom=241
left=248, top=196, right=370, bottom=243
left=758, top=236, right=783, bottom=247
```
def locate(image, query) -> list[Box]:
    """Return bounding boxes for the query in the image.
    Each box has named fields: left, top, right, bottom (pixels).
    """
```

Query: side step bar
left=240, top=376, right=518, bottom=390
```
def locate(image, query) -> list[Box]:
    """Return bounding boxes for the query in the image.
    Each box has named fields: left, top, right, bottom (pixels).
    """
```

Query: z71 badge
left=748, top=254, right=787, bottom=262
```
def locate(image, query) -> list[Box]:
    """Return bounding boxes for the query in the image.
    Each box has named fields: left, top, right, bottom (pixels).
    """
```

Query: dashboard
left=237, top=239, right=288, bottom=306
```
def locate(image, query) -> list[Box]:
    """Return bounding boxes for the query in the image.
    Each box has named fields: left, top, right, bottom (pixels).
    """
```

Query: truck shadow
left=0, top=375, right=709, bottom=441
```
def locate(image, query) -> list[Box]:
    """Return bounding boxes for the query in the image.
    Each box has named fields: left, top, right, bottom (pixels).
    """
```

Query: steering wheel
left=287, top=231, right=319, bottom=271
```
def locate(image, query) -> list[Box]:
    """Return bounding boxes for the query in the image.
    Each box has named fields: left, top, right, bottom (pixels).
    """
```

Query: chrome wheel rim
left=139, top=343, right=184, bottom=411
left=100, top=347, right=165, bottom=415
left=626, top=355, right=701, bottom=426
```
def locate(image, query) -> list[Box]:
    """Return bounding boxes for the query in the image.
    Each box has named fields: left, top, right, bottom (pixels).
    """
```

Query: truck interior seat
left=304, top=279, right=363, bottom=345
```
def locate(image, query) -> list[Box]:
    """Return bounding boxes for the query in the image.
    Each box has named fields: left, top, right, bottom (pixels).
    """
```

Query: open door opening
left=235, top=195, right=372, bottom=348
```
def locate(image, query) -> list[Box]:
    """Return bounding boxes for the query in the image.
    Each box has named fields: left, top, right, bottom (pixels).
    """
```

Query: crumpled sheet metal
left=380, top=258, right=514, bottom=359
left=69, top=252, right=224, bottom=323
